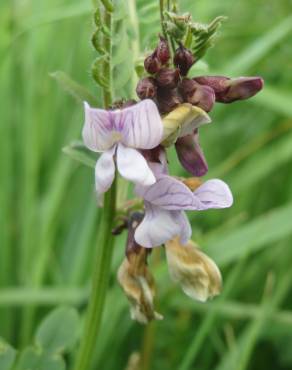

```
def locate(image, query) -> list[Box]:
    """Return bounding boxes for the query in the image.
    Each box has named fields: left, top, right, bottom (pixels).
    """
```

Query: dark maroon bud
left=136, top=77, right=157, bottom=100
left=175, top=130, right=208, bottom=177
left=221, top=77, right=264, bottom=103
left=193, top=76, right=230, bottom=94
left=193, top=76, right=264, bottom=103
left=156, top=88, right=183, bottom=114
left=144, top=53, right=161, bottom=74
left=140, top=145, right=165, bottom=164
left=179, top=79, right=215, bottom=112
left=156, top=36, right=170, bottom=65
left=174, top=44, right=195, bottom=76
left=156, top=68, right=180, bottom=89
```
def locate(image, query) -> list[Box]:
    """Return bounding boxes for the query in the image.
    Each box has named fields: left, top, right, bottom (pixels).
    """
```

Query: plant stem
left=73, top=4, right=115, bottom=370
left=159, top=0, right=176, bottom=55
left=73, top=183, right=116, bottom=370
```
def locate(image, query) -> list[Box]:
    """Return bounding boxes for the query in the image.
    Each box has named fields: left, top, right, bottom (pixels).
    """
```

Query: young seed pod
left=156, top=68, right=180, bottom=89
left=173, top=44, right=195, bottom=76
left=136, top=77, right=157, bottom=100
left=179, top=79, right=215, bottom=112
left=156, top=36, right=170, bottom=65
left=144, top=52, right=161, bottom=74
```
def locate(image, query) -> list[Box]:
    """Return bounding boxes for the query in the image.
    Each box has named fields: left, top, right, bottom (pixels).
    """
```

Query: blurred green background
left=1, top=0, right=292, bottom=369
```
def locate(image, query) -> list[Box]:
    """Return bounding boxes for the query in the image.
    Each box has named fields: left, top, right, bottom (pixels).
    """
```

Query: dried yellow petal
left=117, top=248, right=163, bottom=324
left=165, top=237, right=222, bottom=302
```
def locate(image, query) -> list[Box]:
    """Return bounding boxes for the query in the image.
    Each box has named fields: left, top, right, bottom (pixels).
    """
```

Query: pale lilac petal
left=134, top=203, right=189, bottom=248
left=116, top=143, right=156, bottom=186
left=175, top=130, right=208, bottom=177
left=174, top=211, right=192, bottom=245
left=95, top=146, right=116, bottom=196
left=193, top=179, right=233, bottom=209
left=82, top=102, right=115, bottom=152
left=135, top=175, right=202, bottom=210
left=120, top=99, right=163, bottom=149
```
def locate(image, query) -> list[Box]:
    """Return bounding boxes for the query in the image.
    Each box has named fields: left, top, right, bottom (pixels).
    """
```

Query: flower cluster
left=82, top=35, right=263, bottom=323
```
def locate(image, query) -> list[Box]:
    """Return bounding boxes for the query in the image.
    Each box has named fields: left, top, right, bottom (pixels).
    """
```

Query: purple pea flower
left=134, top=154, right=233, bottom=248
left=82, top=99, right=163, bottom=197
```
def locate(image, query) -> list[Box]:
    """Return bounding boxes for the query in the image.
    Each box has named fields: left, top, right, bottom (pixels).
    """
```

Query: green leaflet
left=35, top=306, right=80, bottom=355
left=92, top=55, right=110, bottom=89
left=0, top=338, right=16, bottom=370
left=165, top=11, right=226, bottom=60
left=16, top=348, right=65, bottom=370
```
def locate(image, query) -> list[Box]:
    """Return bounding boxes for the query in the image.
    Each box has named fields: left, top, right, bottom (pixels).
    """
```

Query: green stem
left=74, top=4, right=115, bottom=370
left=159, top=0, right=167, bottom=40
left=159, top=0, right=176, bottom=55
left=73, top=183, right=116, bottom=370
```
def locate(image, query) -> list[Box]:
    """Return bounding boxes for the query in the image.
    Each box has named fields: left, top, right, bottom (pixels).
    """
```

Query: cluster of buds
left=136, top=36, right=263, bottom=115
left=136, top=36, right=195, bottom=114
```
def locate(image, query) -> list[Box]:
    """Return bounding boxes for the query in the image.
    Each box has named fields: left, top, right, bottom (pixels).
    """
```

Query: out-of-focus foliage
left=1, top=0, right=292, bottom=369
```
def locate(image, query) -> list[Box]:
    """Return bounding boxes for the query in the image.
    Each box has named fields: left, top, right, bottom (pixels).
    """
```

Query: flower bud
left=136, top=77, right=157, bottom=100
left=175, top=130, right=208, bottom=177
left=156, top=68, right=180, bottom=89
left=165, top=237, right=222, bottom=302
left=222, top=76, right=264, bottom=103
left=193, top=75, right=264, bottom=103
left=173, top=44, right=195, bottom=76
left=179, top=79, right=215, bottom=112
left=144, top=53, right=161, bottom=74
left=193, top=76, right=229, bottom=94
left=156, top=88, right=182, bottom=114
left=156, top=36, right=170, bottom=65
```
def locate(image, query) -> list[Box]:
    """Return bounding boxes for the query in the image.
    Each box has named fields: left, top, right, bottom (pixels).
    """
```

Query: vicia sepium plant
left=80, top=4, right=264, bottom=326
left=68, top=4, right=265, bottom=366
